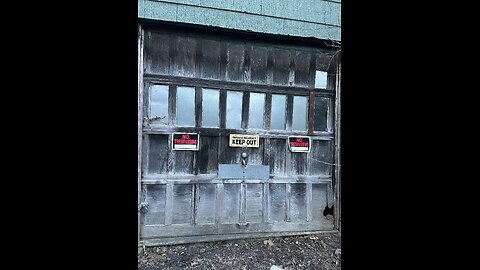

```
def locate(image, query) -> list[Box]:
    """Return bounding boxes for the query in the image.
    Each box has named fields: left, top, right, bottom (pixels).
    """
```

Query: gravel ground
left=138, top=231, right=341, bottom=270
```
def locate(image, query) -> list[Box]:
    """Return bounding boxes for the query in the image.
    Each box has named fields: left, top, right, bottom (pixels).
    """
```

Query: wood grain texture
left=139, top=28, right=339, bottom=244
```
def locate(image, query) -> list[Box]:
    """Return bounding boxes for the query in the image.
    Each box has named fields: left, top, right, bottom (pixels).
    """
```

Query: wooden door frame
left=137, top=25, right=342, bottom=244
left=138, top=23, right=145, bottom=243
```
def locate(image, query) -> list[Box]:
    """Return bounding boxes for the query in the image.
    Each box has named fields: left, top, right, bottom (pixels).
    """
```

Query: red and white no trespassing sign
left=288, top=136, right=311, bottom=153
left=172, top=133, right=200, bottom=151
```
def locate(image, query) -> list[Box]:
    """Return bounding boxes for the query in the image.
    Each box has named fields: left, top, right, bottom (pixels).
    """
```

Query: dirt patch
left=138, top=232, right=341, bottom=270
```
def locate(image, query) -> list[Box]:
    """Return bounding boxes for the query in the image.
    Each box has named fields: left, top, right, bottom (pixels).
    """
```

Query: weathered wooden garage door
left=138, top=26, right=340, bottom=245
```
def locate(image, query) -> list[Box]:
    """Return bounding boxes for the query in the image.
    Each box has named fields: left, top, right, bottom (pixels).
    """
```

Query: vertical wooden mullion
left=328, top=98, right=334, bottom=133
left=191, top=184, right=198, bottom=224
left=217, top=131, right=224, bottom=167
left=264, top=93, right=272, bottom=130
left=142, top=82, right=149, bottom=123
left=239, top=183, right=246, bottom=223
left=262, top=136, right=271, bottom=223
left=286, top=94, right=293, bottom=131
left=215, top=183, right=224, bottom=224
left=306, top=141, right=312, bottom=176
left=141, top=135, right=149, bottom=177
left=193, top=86, right=202, bottom=176
left=168, top=85, right=176, bottom=175
left=195, top=86, right=202, bottom=128
left=168, top=85, right=177, bottom=126
left=219, top=89, right=227, bottom=129
left=306, top=183, right=313, bottom=222
left=164, top=183, right=174, bottom=225
left=193, top=150, right=198, bottom=175
left=285, top=140, right=292, bottom=177
left=334, top=61, right=341, bottom=231
left=308, top=91, right=315, bottom=135
left=167, top=133, right=174, bottom=175
left=140, top=185, right=147, bottom=225
left=242, top=92, right=250, bottom=129
left=326, top=182, right=334, bottom=207
left=285, top=183, right=291, bottom=222
left=216, top=133, right=224, bottom=225
left=285, top=94, right=293, bottom=176
left=138, top=24, right=145, bottom=242
left=263, top=137, right=271, bottom=166
left=263, top=182, right=270, bottom=222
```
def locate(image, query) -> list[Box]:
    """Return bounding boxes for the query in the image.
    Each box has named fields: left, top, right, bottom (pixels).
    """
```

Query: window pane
left=226, top=91, right=243, bottom=129
left=315, top=70, right=328, bottom=89
left=270, top=94, right=286, bottom=130
left=149, top=85, right=169, bottom=125
left=176, top=86, right=195, bottom=126
left=314, top=96, right=328, bottom=131
left=202, top=88, right=220, bottom=127
left=248, top=92, right=265, bottom=129
left=292, top=96, right=308, bottom=131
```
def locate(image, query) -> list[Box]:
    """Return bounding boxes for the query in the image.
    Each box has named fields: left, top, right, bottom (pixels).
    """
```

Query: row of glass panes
left=149, top=85, right=329, bottom=131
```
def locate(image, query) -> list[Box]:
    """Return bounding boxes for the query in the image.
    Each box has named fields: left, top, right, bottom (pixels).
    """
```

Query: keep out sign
left=229, top=134, right=260, bottom=148
left=172, top=133, right=200, bottom=150
left=288, top=136, right=311, bottom=152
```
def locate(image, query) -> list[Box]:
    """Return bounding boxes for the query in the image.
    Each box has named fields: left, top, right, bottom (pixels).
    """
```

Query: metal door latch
left=138, top=202, right=149, bottom=213
left=241, top=152, right=248, bottom=167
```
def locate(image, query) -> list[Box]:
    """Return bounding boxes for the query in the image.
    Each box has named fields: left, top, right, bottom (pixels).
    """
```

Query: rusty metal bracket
left=138, top=202, right=149, bottom=213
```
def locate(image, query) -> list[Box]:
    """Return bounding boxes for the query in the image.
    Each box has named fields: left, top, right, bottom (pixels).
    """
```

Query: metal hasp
left=241, top=152, right=248, bottom=167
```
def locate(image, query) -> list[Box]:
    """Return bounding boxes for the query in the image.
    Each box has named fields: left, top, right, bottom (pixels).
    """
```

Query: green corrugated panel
left=150, top=0, right=340, bottom=26
left=232, top=0, right=264, bottom=14
left=176, top=4, right=204, bottom=25
left=200, top=7, right=224, bottom=27
left=138, top=0, right=341, bottom=41
left=316, top=1, right=341, bottom=26
left=261, top=15, right=285, bottom=35
left=140, top=0, right=178, bottom=22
